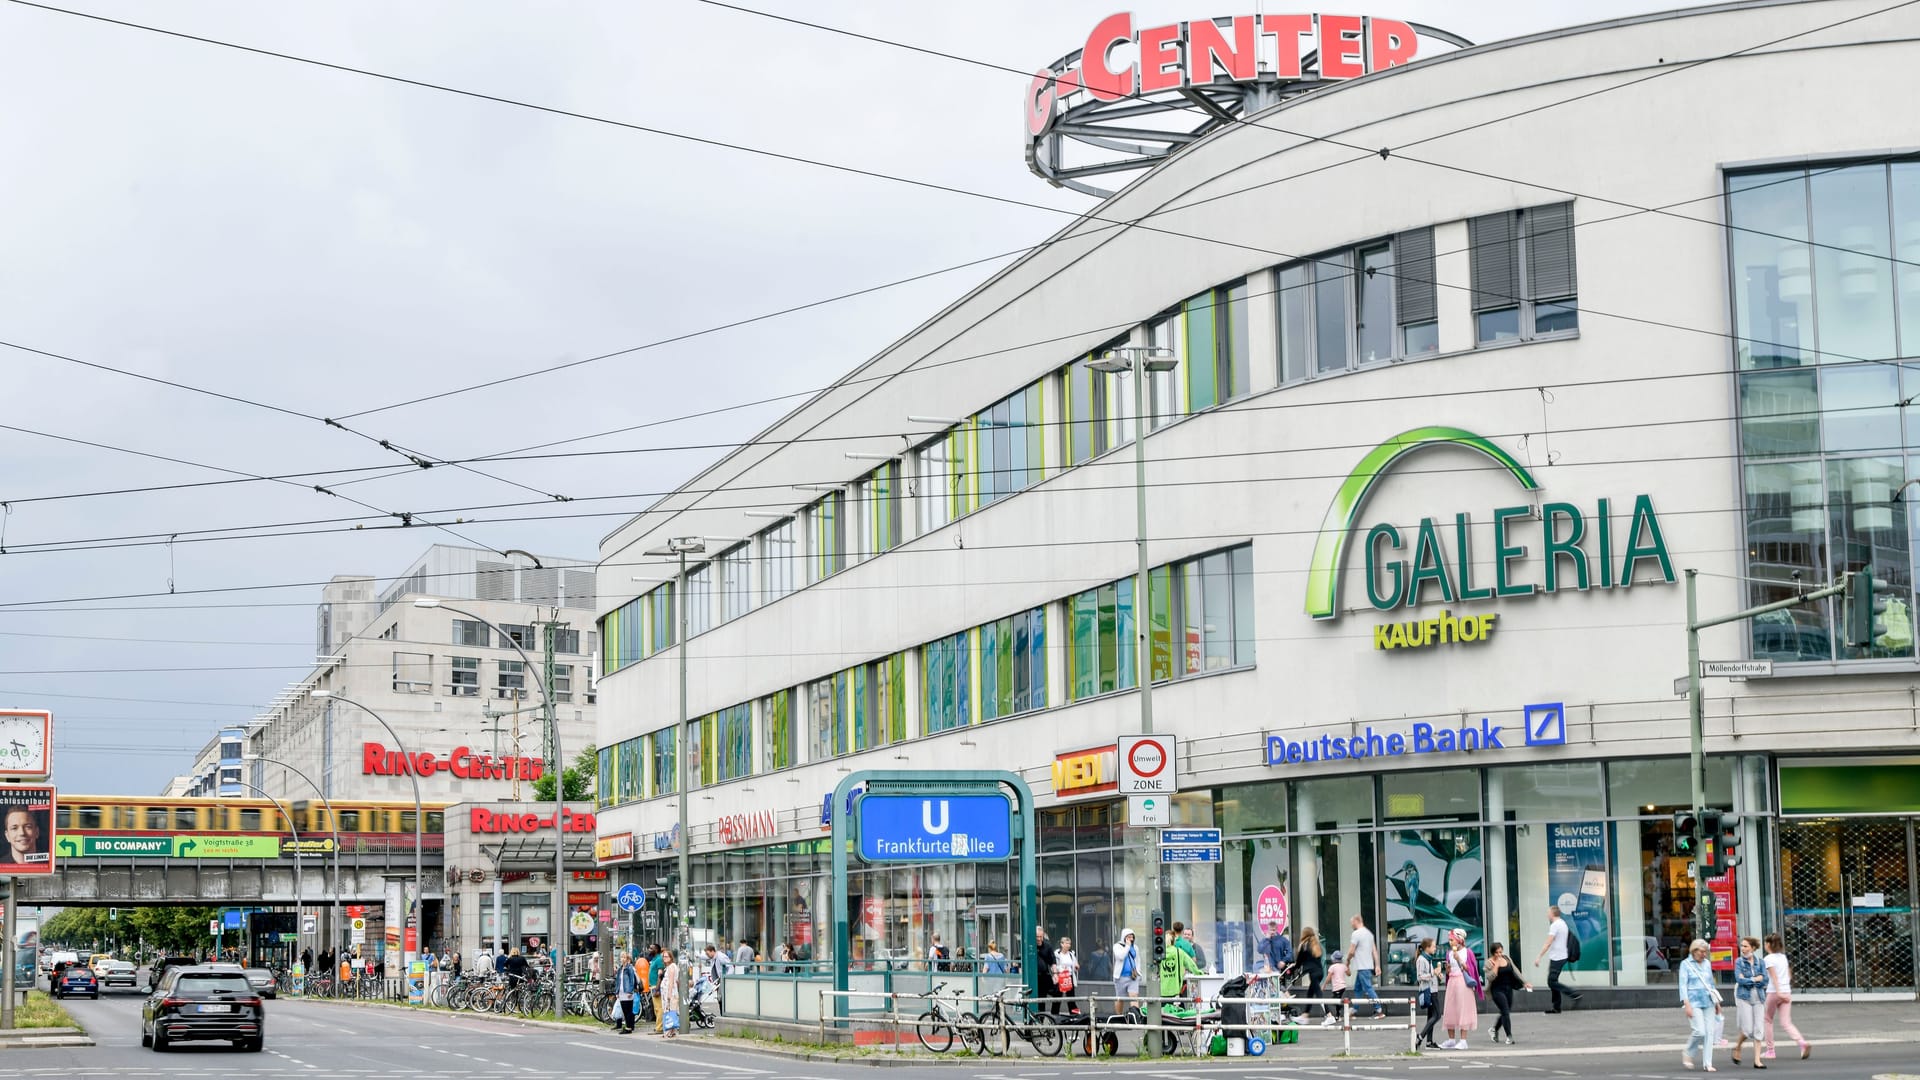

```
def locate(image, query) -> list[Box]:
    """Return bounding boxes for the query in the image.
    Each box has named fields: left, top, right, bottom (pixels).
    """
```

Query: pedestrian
left=1055, top=937, right=1080, bottom=1014
left=927, top=933, right=950, bottom=972
left=613, top=950, right=638, bottom=1033
left=636, top=945, right=655, bottom=1030
left=982, top=939, right=1008, bottom=976
left=1111, top=929, right=1140, bottom=1010
left=301, top=947, right=314, bottom=972
left=734, top=939, right=754, bottom=971
left=1258, top=921, right=1293, bottom=973
left=1319, top=950, right=1348, bottom=1027
left=1731, top=936, right=1768, bottom=1067
left=1181, top=926, right=1207, bottom=972
left=1414, top=938, right=1442, bottom=1049
left=1440, top=928, right=1481, bottom=1050
left=493, top=948, right=508, bottom=975
left=1760, top=933, right=1809, bottom=1061
left=1681, top=938, right=1722, bottom=1072
left=660, top=949, right=683, bottom=1038
left=1485, top=942, right=1529, bottom=1045
left=649, top=944, right=667, bottom=1034
left=1534, top=905, right=1582, bottom=1012
left=1033, top=926, right=1061, bottom=1015
left=1294, top=927, right=1325, bottom=1019
left=1157, top=923, right=1201, bottom=1010
left=1347, top=914, right=1384, bottom=1018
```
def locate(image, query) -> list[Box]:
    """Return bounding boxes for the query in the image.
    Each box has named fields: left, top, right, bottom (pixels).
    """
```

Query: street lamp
left=245, top=753, right=343, bottom=976
left=410, top=597, right=564, bottom=1021
left=311, top=690, right=422, bottom=998
left=233, top=781, right=301, bottom=965
left=642, top=537, right=706, bottom=960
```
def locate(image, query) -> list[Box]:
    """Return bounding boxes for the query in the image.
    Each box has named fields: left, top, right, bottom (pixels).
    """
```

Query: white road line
left=565, top=1040, right=772, bottom=1073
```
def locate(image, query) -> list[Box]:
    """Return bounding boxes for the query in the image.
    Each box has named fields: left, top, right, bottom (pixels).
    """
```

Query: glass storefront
left=613, top=755, right=1920, bottom=993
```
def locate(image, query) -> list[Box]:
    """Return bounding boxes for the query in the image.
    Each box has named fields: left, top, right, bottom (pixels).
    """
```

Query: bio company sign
left=1303, top=427, right=1674, bottom=642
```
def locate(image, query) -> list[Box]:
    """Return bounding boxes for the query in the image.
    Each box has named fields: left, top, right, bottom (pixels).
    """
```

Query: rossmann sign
left=1027, top=12, right=1421, bottom=137
left=1305, top=427, right=1675, bottom=641
left=362, top=742, right=544, bottom=781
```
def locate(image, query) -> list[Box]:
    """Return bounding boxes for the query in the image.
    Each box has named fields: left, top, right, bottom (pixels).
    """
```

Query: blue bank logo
left=1523, top=702, right=1566, bottom=746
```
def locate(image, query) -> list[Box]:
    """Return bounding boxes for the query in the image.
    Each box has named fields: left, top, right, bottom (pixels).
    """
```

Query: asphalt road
left=13, top=985, right=1920, bottom=1080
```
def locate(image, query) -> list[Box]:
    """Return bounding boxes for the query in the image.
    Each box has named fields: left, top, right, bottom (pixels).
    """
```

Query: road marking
left=270, top=1049, right=318, bottom=1069
left=565, top=1041, right=771, bottom=1073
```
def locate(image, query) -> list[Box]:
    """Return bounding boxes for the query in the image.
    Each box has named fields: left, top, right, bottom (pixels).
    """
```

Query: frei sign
left=1304, top=427, right=1675, bottom=643
left=362, top=742, right=544, bottom=781
left=1027, top=13, right=1421, bottom=138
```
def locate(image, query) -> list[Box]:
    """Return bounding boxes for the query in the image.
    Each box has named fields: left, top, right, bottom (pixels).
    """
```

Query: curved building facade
left=593, top=0, right=1920, bottom=997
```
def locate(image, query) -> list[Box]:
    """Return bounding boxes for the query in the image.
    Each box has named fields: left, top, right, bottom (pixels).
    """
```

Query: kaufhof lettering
left=1265, top=719, right=1505, bottom=766
left=1374, top=610, right=1497, bottom=650
left=362, top=741, right=543, bottom=781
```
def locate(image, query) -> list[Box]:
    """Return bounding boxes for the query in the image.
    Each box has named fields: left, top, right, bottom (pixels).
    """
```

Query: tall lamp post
left=234, top=782, right=301, bottom=965
left=310, top=691, right=423, bottom=998
left=1087, top=343, right=1176, bottom=1055
left=642, top=537, right=706, bottom=957
left=410, top=598, right=562, bottom=1021
left=246, top=753, right=343, bottom=975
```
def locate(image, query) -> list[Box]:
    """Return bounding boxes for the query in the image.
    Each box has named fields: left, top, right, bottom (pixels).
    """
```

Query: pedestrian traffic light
left=1672, top=810, right=1700, bottom=857
left=1150, top=909, right=1166, bottom=964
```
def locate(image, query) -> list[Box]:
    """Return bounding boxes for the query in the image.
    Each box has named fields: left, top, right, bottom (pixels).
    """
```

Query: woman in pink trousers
left=1760, top=934, right=1810, bottom=1061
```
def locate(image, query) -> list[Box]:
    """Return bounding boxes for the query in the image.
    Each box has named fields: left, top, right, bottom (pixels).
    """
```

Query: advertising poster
left=0, top=785, right=56, bottom=875
left=1707, top=869, right=1739, bottom=971
left=1385, top=827, right=1484, bottom=974
left=12, top=912, right=37, bottom=986
left=1546, top=822, right=1610, bottom=971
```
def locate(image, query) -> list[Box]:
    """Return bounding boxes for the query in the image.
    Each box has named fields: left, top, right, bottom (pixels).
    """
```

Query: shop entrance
left=1779, top=818, right=1917, bottom=995
left=972, top=904, right=1009, bottom=961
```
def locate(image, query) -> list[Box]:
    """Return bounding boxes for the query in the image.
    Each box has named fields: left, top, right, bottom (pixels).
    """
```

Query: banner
left=1385, top=827, right=1484, bottom=961
left=0, top=786, right=56, bottom=875
left=1707, top=869, right=1739, bottom=971
left=1546, top=823, right=1609, bottom=971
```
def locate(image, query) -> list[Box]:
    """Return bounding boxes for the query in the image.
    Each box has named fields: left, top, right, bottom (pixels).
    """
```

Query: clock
left=0, top=710, right=51, bottom=779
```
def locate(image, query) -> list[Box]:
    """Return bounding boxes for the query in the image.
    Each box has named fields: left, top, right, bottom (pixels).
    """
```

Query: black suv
left=142, top=966, right=264, bottom=1052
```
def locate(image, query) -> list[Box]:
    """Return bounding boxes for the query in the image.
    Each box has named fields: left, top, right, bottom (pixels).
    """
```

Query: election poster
left=0, top=786, right=56, bottom=875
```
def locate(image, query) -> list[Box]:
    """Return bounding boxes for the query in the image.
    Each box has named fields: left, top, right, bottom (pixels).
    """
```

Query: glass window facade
left=1467, top=202, right=1579, bottom=343
left=922, top=629, right=972, bottom=734
left=759, top=518, right=797, bottom=604
left=853, top=653, right=906, bottom=751
left=810, top=492, right=845, bottom=582
left=685, top=562, right=712, bottom=638
left=1732, top=160, right=1920, bottom=664
left=975, top=383, right=1045, bottom=508
left=980, top=607, right=1047, bottom=721
left=717, top=543, right=751, bottom=624
left=762, top=688, right=794, bottom=772
left=864, top=461, right=903, bottom=556
left=1184, top=280, right=1251, bottom=410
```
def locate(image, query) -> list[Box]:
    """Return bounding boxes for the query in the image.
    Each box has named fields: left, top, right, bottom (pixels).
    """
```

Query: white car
left=98, top=959, right=138, bottom=988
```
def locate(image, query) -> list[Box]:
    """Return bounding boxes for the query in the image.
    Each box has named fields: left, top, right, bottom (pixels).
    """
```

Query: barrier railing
left=811, top=985, right=1419, bottom=1057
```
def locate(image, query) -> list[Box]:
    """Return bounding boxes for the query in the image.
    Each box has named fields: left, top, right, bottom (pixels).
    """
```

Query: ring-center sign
left=857, top=795, right=1011, bottom=862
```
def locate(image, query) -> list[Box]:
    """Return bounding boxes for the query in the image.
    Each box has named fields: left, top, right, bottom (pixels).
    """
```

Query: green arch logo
left=1305, top=426, right=1539, bottom=620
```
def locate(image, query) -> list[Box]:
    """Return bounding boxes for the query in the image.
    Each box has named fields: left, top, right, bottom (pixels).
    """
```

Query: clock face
left=0, top=712, right=49, bottom=776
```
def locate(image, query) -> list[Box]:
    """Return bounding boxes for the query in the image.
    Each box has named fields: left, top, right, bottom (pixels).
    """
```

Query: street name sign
left=857, top=794, right=1010, bottom=862
left=1700, top=660, right=1772, bottom=677
left=1160, top=846, right=1223, bottom=864
left=1159, top=828, right=1221, bottom=846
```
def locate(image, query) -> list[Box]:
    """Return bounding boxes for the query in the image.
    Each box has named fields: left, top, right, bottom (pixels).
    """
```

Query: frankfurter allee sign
left=1305, top=428, right=1676, bottom=638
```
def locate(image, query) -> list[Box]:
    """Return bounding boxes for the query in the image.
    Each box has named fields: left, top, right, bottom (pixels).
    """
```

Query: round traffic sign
left=616, top=883, right=647, bottom=911
left=1127, top=738, right=1168, bottom=778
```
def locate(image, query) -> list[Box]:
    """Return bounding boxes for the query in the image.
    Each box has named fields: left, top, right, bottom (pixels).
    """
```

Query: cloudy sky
left=0, top=0, right=1683, bottom=794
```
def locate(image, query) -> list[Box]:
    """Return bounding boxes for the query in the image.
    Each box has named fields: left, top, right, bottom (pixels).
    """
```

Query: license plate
left=196, top=1004, right=232, bottom=1013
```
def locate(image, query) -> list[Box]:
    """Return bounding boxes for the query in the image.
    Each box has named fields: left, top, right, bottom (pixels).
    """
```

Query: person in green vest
left=1159, top=933, right=1201, bottom=1002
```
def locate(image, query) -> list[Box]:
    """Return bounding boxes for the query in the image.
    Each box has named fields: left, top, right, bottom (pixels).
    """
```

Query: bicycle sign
left=616, top=883, right=646, bottom=911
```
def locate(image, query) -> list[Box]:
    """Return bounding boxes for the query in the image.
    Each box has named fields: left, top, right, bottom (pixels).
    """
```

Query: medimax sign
left=1305, top=427, right=1675, bottom=640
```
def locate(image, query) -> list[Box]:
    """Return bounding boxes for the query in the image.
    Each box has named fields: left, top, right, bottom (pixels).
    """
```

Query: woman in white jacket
left=1111, top=929, right=1141, bottom=1010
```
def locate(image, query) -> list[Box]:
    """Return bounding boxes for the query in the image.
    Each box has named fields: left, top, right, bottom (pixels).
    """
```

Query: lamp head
left=310, top=690, right=334, bottom=699
left=412, top=598, right=442, bottom=609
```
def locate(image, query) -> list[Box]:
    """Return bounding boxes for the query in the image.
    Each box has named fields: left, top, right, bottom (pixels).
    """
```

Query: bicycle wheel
left=978, top=1011, right=1011, bottom=1056
left=957, top=1012, right=985, bottom=1055
left=915, top=1009, right=954, bottom=1053
left=1027, top=1013, right=1062, bottom=1058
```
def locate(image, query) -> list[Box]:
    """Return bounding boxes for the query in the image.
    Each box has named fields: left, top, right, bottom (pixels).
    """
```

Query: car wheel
left=152, top=1031, right=170, bottom=1053
left=240, top=1037, right=263, bottom=1052
left=140, top=1029, right=152, bottom=1048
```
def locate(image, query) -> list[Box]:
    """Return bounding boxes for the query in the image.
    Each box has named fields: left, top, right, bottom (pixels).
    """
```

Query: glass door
left=974, top=906, right=1009, bottom=969
left=1779, top=818, right=1917, bottom=994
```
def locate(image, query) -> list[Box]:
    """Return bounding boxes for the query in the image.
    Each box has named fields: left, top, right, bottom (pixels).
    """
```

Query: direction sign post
left=1160, top=846, right=1223, bottom=864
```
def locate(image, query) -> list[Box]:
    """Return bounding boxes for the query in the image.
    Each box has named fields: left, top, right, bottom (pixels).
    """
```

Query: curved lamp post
left=310, top=690, right=422, bottom=996
left=246, top=753, right=343, bottom=977
left=234, top=781, right=300, bottom=964
left=411, top=598, right=563, bottom=1021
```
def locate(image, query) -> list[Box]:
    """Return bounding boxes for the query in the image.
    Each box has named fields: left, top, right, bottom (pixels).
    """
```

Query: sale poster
left=1546, top=823, right=1609, bottom=971
left=1707, top=870, right=1739, bottom=971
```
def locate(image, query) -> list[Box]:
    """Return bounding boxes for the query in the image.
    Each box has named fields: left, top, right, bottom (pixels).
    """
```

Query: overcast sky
left=0, top=0, right=1686, bottom=795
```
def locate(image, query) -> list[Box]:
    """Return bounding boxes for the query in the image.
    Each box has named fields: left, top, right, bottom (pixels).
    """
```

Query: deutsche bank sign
left=1263, top=702, right=1566, bottom=767
left=857, top=794, right=1011, bottom=863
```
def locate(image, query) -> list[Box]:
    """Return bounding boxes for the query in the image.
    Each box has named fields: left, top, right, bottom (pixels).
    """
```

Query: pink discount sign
left=1256, top=885, right=1289, bottom=934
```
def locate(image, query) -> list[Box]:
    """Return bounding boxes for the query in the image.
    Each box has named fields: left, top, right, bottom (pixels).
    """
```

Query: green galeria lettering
left=1620, top=493, right=1675, bottom=585
left=1406, top=517, right=1457, bottom=606
left=1366, top=522, right=1405, bottom=610
left=1596, top=496, right=1614, bottom=588
left=1493, top=506, right=1536, bottom=598
left=1454, top=512, right=1493, bottom=601
left=1541, top=502, right=1590, bottom=593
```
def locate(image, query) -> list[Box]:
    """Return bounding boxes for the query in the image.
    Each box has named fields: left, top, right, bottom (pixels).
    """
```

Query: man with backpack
left=1534, top=906, right=1583, bottom=1012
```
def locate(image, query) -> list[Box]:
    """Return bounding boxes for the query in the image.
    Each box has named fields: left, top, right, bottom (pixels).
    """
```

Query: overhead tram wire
left=0, top=392, right=1905, bottom=559
left=11, top=0, right=1914, bottom=434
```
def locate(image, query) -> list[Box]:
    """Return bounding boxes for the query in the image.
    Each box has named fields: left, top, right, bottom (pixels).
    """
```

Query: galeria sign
left=1028, top=14, right=1419, bottom=136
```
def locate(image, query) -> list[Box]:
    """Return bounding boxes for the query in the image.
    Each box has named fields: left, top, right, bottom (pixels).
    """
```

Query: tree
left=532, top=743, right=596, bottom=802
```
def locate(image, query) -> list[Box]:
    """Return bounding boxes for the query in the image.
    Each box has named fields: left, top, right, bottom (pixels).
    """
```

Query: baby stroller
left=687, top=972, right=719, bottom=1030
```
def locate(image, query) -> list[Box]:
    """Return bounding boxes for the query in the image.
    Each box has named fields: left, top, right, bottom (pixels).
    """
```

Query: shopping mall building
left=593, top=0, right=1920, bottom=998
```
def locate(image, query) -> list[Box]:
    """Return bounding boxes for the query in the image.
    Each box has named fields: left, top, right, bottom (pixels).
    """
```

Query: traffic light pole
left=1684, top=569, right=1855, bottom=939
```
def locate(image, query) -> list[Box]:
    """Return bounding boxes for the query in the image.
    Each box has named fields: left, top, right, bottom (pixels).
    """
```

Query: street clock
left=0, top=710, right=51, bottom=780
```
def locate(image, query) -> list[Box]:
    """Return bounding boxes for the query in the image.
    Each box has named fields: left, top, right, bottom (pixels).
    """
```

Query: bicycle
left=971, top=984, right=1063, bottom=1057
left=905, top=981, right=968, bottom=1053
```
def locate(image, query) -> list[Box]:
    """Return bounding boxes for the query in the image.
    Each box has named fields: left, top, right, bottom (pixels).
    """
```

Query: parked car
left=53, top=966, right=99, bottom=999
left=97, top=959, right=139, bottom=989
left=242, top=968, right=278, bottom=999
left=142, top=966, right=264, bottom=1053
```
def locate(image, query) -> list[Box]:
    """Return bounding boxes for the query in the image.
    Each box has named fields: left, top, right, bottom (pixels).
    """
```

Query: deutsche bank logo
left=1523, top=702, right=1566, bottom=746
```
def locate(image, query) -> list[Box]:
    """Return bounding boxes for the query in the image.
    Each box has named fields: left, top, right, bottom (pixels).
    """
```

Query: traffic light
left=1150, top=909, right=1167, bottom=965
left=1698, top=809, right=1724, bottom=875
left=1846, top=571, right=1875, bottom=648
left=1672, top=810, right=1700, bottom=857
left=1843, top=571, right=1908, bottom=651
left=1718, top=815, right=1742, bottom=871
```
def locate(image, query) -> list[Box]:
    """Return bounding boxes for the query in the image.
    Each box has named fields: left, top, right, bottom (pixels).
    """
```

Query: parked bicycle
left=968, top=984, right=1062, bottom=1057
left=906, top=981, right=969, bottom=1053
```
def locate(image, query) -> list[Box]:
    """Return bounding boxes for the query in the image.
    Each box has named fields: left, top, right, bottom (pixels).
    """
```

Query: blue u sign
left=857, top=794, right=1011, bottom=862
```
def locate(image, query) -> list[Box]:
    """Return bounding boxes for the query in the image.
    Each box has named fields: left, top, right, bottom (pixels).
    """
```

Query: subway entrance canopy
left=1024, top=12, right=1471, bottom=196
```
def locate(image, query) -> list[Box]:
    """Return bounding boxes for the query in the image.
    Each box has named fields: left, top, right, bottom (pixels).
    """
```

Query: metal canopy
left=483, top=835, right=595, bottom=871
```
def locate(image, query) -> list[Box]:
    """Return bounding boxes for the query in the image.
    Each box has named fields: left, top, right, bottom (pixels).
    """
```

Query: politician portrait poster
left=0, top=786, right=56, bottom=874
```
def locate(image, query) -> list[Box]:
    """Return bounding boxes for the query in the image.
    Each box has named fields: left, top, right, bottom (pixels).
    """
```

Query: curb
left=0, top=1026, right=95, bottom=1049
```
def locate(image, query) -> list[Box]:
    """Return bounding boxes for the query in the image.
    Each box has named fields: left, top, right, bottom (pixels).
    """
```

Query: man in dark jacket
left=1033, top=927, right=1062, bottom=1015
